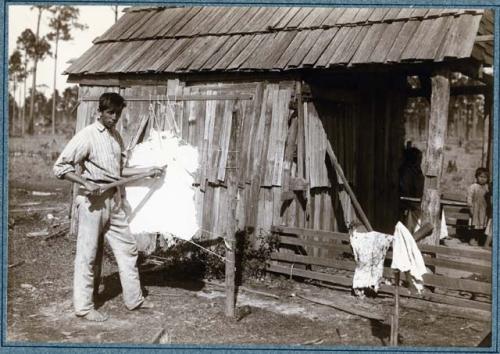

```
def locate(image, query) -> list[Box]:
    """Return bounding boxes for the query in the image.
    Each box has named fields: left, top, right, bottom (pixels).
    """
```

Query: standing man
left=54, top=92, right=162, bottom=321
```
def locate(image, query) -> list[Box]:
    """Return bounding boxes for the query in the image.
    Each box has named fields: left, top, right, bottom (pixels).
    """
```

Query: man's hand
left=149, top=166, right=166, bottom=178
left=83, top=181, right=101, bottom=196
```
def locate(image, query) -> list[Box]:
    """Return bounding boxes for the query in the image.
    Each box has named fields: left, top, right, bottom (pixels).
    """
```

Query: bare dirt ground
left=6, top=137, right=490, bottom=349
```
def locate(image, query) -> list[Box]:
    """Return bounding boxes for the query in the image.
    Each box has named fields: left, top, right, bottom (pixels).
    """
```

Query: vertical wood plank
left=314, top=190, right=321, bottom=230
left=247, top=84, right=273, bottom=242
left=181, top=86, right=190, bottom=142
left=163, top=79, right=180, bottom=133
left=236, top=186, right=246, bottom=231
left=272, top=187, right=282, bottom=227
left=218, top=187, right=229, bottom=237
left=202, top=185, right=214, bottom=235
left=303, top=101, right=311, bottom=185
left=296, top=81, right=305, bottom=179
left=212, top=186, right=221, bottom=236
left=238, top=97, right=254, bottom=185
left=264, top=188, right=274, bottom=232
left=272, top=89, right=293, bottom=186
left=217, top=100, right=234, bottom=182
left=244, top=84, right=264, bottom=184
left=195, top=88, right=206, bottom=186
left=282, top=116, right=298, bottom=194
left=195, top=187, right=204, bottom=234
left=260, top=85, right=277, bottom=185
left=208, top=100, right=225, bottom=183
left=262, top=88, right=281, bottom=186
left=175, top=83, right=185, bottom=140
left=201, top=90, right=216, bottom=190
left=187, top=98, right=196, bottom=146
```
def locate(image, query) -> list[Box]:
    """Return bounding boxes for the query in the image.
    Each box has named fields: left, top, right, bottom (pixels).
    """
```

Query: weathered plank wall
left=73, top=75, right=404, bottom=242
left=75, top=81, right=303, bottom=242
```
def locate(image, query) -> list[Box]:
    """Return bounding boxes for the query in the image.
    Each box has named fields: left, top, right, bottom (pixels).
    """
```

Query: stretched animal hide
left=124, top=130, right=200, bottom=242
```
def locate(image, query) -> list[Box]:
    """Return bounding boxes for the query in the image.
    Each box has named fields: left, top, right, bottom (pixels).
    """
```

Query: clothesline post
left=225, top=235, right=236, bottom=317
left=389, top=224, right=432, bottom=346
left=225, top=104, right=240, bottom=318
left=390, top=270, right=400, bottom=346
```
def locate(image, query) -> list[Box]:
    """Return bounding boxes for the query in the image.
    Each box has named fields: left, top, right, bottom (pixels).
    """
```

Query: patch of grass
left=9, top=134, right=69, bottom=155
left=9, top=134, right=70, bottom=189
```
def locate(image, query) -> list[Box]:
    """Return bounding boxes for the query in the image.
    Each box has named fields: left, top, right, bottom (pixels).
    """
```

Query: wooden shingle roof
left=65, top=6, right=494, bottom=75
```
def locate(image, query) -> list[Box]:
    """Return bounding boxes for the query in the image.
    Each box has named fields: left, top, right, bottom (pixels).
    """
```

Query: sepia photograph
left=6, top=3, right=496, bottom=350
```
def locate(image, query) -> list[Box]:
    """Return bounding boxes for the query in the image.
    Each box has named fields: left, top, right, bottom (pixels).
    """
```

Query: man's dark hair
left=98, top=92, right=126, bottom=112
left=475, top=167, right=489, bottom=178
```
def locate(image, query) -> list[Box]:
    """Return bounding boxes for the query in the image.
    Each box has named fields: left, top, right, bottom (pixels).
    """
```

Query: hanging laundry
left=391, top=222, right=428, bottom=293
left=123, top=130, right=200, bottom=241
left=350, top=230, right=393, bottom=293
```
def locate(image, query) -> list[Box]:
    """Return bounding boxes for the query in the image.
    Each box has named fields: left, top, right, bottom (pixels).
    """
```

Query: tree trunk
left=420, top=71, right=450, bottom=246
left=51, top=33, right=59, bottom=135
left=22, top=78, right=27, bottom=136
left=28, top=8, right=43, bottom=135
left=11, top=77, right=17, bottom=136
left=17, top=79, right=23, bottom=135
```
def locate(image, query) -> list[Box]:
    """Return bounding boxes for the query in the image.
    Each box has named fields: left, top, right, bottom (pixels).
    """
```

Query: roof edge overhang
left=67, top=58, right=491, bottom=86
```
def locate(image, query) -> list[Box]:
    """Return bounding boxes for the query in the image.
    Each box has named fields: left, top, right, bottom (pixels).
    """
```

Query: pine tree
left=47, top=6, right=87, bottom=135
left=27, top=5, right=52, bottom=135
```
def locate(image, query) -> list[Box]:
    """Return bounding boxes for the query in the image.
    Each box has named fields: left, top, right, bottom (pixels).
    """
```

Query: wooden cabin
left=65, top=6, right=494, bottom=246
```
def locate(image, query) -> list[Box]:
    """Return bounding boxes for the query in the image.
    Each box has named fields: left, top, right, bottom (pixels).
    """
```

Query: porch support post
left=420, top=70, right=450, bottom=245
left=484, top=92, right=493, bottom=173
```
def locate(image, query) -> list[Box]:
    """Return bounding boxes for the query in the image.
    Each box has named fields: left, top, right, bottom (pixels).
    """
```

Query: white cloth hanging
left=123, top=130, right=200, bottom=241
left=350, top=230, right=393, bottom=292
left=391, top=221, right=427, bottom=293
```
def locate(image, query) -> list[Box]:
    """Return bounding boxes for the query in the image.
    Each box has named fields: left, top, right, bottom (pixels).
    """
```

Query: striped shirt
left=53, top=120, right=126, bottom=183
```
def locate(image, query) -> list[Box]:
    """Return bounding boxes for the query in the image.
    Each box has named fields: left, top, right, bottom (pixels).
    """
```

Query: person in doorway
left=467, top=167, right=489, bottom=246
left=399, top=144, right=424, bottom=232
left=53, top=92, right=164, bottom=322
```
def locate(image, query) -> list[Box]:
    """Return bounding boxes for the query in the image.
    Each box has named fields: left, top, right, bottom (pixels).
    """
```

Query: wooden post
left=390, top=271, right=400, bottom=346
left=225, top=102, right=240, bottom=318
left=246, top=83, right=264, bottom=234
left=484, top=93, right=493, bottom=173
left=420, top=71, right=450, bottom=245
left=296, top=80, right=308, bottom=228
left=296, top=81, right=305, bottom=180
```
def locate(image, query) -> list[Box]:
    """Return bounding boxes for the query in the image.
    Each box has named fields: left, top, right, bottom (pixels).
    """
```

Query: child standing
left=467, top=168, right=489, bottom=246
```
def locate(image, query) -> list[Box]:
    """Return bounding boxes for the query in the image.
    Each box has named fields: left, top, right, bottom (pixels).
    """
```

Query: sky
left=8, top=5, right=126, bottom=103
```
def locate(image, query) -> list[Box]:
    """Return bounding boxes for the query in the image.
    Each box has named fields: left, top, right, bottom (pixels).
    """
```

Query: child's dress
left=467, top=183, right=489, bottom=229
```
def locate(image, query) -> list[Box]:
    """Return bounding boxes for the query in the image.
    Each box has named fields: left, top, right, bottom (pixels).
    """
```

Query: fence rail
left=268, top=225, right=492, bottom=317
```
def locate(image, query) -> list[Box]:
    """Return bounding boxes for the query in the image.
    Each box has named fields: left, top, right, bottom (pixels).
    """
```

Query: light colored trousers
left=74, top=190, right=144, bottom=316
